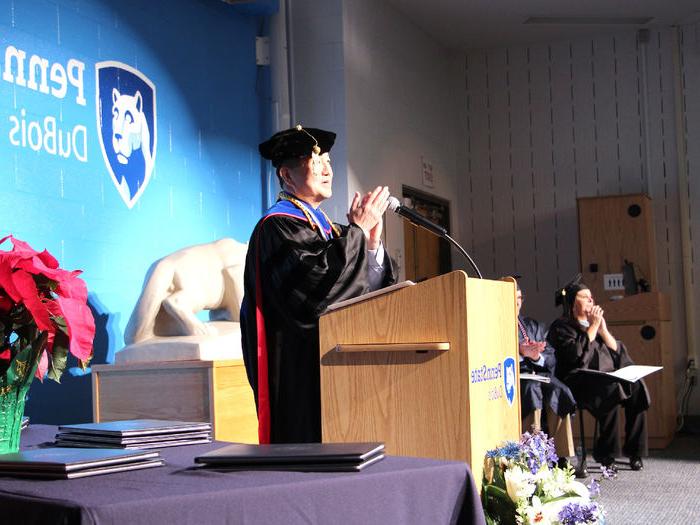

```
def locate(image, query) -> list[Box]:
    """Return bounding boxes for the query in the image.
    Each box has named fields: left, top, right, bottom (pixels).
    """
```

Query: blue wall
left=0, top=0, right=273, bottom=423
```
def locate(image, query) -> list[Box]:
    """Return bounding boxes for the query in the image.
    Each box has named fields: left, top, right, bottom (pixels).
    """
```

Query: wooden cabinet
left=576, top=194, right=676, bottom=449
left=578, top=194, right=657, bottom=302
left=92, top=359, right=258, bottom=444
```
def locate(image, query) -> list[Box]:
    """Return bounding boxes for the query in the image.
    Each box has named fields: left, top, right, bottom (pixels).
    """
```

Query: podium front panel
left=319, top=271, right=520, bottom=484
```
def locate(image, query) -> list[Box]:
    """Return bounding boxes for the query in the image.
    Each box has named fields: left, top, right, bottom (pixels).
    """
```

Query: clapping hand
left=347, top=186, right=390, bottom=249
left=519, top=340, right=546, bottom=360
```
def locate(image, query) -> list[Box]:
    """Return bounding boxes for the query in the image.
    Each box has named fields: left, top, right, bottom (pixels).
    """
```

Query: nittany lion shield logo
left=96, top=61, right=157, bottom=209
left=503, top=357, right=516, bottom=407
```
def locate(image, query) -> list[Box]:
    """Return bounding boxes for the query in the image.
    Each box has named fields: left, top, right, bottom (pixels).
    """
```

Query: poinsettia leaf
left=52, top=313, right=68, bottom=335
left=56, top=272, right=88, bottom=302
left=0, top=259, right=21, bottom=302
left=16, top=257, right=66, bottom=283
left=7, top=236, right=68, bottom=286
left=0, top=294, right=13, bottom=316
left=55, top=296, right=94, bottom=363
left=37, top=249, right=59, bottom=269
left=1, top=236, right=93, bottom=383
left=11, top=270, right=53, bottom=332
left=35, top=348, right=48, bottom=381
left=47, top=343, right=69, bottom=383
left=5, top=235, right=37, bottom=256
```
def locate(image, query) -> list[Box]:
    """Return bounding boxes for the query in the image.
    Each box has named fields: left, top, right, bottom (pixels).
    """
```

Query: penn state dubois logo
left=503, top=357, right=516, bottom=407
left=96, top=61, right=156, bottom=208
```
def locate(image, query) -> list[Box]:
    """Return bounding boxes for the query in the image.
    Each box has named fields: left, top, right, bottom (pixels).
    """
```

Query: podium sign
left=319, top=271, right=520, bottom=484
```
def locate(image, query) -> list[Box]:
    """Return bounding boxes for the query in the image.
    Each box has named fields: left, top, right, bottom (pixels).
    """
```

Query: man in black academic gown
left=240, top=126, right=395, bottom=444
left=515, top=279, right=576, bottom=463
left=547, top=276, right=650, bottom=470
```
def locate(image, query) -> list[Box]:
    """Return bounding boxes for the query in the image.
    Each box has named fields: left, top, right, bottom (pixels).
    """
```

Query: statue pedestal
left=115, top=321, right=243, bottom=364
left=92, top=359, right=258, bottom=444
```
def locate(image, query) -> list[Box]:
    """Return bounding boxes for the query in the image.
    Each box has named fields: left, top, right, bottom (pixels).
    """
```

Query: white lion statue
left=119, top=238, right=248, bottom=363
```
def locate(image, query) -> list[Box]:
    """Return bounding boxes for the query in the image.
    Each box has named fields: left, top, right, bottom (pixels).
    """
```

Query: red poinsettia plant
left=0, top=235, right=95, bottom=383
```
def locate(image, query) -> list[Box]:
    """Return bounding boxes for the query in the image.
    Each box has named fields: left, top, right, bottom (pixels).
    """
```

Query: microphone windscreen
left=387, top=196, right=401, bottom=212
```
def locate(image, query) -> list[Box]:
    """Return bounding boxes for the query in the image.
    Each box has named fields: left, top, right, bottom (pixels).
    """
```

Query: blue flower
left=498, top=442, right=521, bottom=459
left=484, top=449, right=499, bottom=459
left=600, top=465, right=617, bottom=480
left=519, top=429, right=557, bottom=473
left=587, top=479, right=601, bottom=498
left=486, top=441, right=520, bottom=460
left=558, top=501, right=600, bottom=524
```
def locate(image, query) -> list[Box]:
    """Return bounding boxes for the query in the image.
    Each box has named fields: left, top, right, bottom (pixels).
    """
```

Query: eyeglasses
left=310, top=153, right=331, bottom=170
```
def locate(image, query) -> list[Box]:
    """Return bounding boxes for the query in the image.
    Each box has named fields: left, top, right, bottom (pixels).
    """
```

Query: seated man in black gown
left=547, top=276, right=650, bottom=471
left=240, top=126, right=395, bottom=444
left=514, top=278, right=576, bottom=463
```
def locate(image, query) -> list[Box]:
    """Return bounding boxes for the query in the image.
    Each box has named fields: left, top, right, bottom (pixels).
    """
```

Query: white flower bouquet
left=481, top=430, right=608, bottom=525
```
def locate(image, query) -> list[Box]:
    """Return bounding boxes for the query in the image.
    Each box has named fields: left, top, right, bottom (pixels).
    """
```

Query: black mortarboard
left=258, top=125, right=336, bottom=167
left=555, top=273, right=589, bottom=316
left=501, top=274, right=522, bottom=291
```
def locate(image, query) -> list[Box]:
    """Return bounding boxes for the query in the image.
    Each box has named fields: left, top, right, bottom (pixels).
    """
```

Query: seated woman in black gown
left=547, top=276, right=650, bottom=471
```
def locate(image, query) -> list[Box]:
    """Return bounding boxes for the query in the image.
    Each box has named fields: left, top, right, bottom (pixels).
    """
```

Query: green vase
left=0, top=382, right=32, bottom=455
left=0, top=344, right=39, bottom=455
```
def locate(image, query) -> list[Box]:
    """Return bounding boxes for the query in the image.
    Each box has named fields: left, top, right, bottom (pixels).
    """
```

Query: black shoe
left=630, top=457, right=644, bottom=471
left=596, top=456, right=616, bottom=468
left=557, top=457, right=571, bottom=470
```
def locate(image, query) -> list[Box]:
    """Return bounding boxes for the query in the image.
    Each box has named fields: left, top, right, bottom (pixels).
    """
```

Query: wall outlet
left=603, top=273, right=625, bottom=290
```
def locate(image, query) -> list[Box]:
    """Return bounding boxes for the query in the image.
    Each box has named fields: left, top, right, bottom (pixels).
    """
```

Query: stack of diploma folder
left=195, top=442, right=385, bottom=472
left=54, top=419, right=212, bottom=449
left=0, top=447, right=165, bottom=479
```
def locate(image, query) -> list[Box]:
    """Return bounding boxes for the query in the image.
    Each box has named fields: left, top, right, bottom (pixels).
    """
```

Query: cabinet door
left=578, top=194, right=657, bottom=302
left=611, top=322, right=676, bottom=448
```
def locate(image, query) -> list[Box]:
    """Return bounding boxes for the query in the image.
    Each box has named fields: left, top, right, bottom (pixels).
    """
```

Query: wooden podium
left=319, top=271, right=521, bottom=484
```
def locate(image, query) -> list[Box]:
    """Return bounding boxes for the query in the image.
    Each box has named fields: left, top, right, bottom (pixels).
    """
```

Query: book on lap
left=0, top=447, right=164, bottom=479
left=574, top=365, right=662, bottom=383
left=520, top=372, right=551, bottom=383
left=195, top=442, right=385, bottom=472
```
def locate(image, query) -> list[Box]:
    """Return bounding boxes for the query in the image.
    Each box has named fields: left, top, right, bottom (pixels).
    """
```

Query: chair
left=574, top=405, right=599, bottom=478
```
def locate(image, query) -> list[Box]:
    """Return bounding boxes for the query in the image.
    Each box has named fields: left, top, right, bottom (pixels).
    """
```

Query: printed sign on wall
left=3, top=45, right=88, bottom=162
left=96, top=62, right=157, bottom=208
left=3, top=45, right=157, bottom=209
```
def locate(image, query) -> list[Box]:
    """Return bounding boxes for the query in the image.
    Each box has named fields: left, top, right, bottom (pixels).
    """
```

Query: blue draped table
left=0, top=425, right=485, bottom=525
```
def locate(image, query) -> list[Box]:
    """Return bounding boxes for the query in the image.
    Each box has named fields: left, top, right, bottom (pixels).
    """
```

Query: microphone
left=386, top=196, right=483, bottom=279
left=387, top=196, right=447, bottom=237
